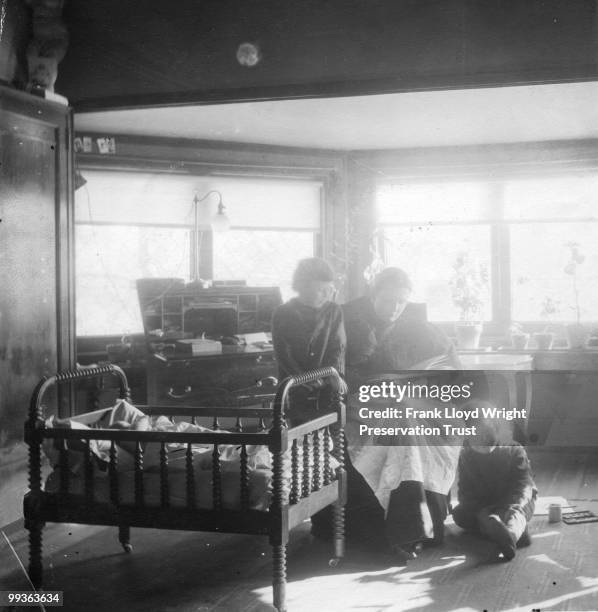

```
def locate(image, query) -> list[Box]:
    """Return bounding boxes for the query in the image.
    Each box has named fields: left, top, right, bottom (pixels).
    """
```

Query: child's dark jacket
left=457, top=443, right=537, bottom=509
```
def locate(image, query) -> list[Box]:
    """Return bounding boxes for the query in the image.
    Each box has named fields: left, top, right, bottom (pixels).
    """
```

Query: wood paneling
left=0, top=87, right=74, bottom=527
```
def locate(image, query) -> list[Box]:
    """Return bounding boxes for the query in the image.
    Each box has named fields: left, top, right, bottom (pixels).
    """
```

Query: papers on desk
left=176, top=338, right=222, bottom=355
left=234, top=332, right=272, bottom=347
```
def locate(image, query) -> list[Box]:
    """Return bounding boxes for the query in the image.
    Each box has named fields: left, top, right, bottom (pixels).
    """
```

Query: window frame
left=374, top=170, right=598, bottom=334
left=74, top=137, right=340, bottom=338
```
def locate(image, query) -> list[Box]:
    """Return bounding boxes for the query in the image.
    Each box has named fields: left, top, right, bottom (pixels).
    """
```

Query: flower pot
left=511, top=332, right=530, bottom=350
left=566, top=323, right=589, bottom=349
left=533, top=332, right=555, bottom=350
left=455, top=323, right=483, bottom=349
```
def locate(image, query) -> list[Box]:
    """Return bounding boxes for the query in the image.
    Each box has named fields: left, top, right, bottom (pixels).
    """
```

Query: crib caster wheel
left=122, top=543, right=133, bottom=553
left=328, top=557, right=341, bottom=568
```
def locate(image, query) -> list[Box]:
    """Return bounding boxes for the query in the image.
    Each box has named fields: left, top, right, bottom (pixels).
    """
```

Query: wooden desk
left=147, top=345, right=277, bottom=406
left=531, top=349, right=598, bottom=371
left=458, top=349, right=598, bottom=445
left=458, top=352, right=533, bottom=438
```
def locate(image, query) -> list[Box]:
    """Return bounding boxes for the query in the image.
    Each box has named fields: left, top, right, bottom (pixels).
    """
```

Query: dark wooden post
left=331, top=389, right=346, bottom=561
left=24, top=377, right=49, bottom=588
left=270, top=377, right=290, bottom=612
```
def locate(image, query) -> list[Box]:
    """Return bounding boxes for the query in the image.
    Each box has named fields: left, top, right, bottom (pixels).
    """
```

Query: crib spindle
left=160, top=442, right=169, bottom=508
left=290, top=439, right=299, bottom=505
left=28, top=523, right=43, bottom=589
left=312, top=429, right=321, bottom=492
left=302, top=434, right=310, bottom=499
left=109, top=440, right=119, bottom=505
left=258, top=417, right=266, bottom=432
left=272, top=544, right=287, bottom=612
left=58, top=442, right=69, bottom=497
left=212, top=444, right=222, bottom=510
left=332, top=398, right=346, bottom=560
left=236, top=416, right=243, bottom=432
left=212, top=416, right=220, bottom=431
left=186, top=443, right=195, bottom=509
left=84, top=440, right=94, bottom=504
left=240, top=444, right=249, bottom=510
left=191, top=416, right=197, bottom=426
left=323, top=427, right=331, bottom=486
left=134, top=442, right=144, bottom=506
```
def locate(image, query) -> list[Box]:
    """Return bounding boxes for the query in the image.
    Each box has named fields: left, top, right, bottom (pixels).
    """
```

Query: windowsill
left=457, top=346, right=598, bottom=371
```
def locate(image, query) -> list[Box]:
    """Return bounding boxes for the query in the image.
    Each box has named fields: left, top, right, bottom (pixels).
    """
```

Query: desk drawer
left=147, top=353, right=277, bottom=406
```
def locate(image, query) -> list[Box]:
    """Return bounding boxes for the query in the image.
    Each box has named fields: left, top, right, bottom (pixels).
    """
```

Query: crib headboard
left=28, top=364, right=130, bottom=423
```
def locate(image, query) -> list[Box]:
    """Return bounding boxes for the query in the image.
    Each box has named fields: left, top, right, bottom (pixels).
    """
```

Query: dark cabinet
left=0, top=86, right=74, bottom=525
left=137, top=280, right=282, bottom=406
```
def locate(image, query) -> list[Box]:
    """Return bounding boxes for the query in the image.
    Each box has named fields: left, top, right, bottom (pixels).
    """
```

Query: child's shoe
left=516, top=527, right=532, bottom=548
left=482, top=514, right=517, bottom=561
left=389, top=541, right=421, bottom=562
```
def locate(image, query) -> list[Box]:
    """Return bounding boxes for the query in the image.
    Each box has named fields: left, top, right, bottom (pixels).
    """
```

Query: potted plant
left=563, top=241, right=589, bottom=349
left=588, top=327, right=598, bottom=348
left=510, top=322, right=530, bottom=350
left=449, top=252, right=489, bottom=349
left=534, top=297, right=559, bottom=350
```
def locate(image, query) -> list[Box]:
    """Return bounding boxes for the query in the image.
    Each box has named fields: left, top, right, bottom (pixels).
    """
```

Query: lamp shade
left=211, top=207, right=231, bottom=232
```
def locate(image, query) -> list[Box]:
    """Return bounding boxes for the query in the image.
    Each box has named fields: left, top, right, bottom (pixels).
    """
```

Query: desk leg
left=486, top=372, right=517, bottom=411
left=516, top=371, right=533, bottom=438
left=487, top=372, right=528, bottom=443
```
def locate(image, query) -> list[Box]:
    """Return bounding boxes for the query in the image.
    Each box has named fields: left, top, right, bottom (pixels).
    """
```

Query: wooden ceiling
left=58, top=0, right=598, bottom=112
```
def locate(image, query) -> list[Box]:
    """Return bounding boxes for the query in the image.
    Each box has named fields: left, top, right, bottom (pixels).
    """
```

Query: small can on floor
left=548, top=503, right=562, bottom=523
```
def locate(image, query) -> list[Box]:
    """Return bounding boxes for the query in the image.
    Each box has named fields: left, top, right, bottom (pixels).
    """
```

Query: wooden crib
left=24, top=364, right=347, bottom=612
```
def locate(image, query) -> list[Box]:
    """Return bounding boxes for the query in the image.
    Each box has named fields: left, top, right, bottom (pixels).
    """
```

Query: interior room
left=1, top=2, right=598, bottom=611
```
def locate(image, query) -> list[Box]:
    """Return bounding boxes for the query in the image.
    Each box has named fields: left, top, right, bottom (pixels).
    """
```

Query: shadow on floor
left=2, top=502, right=598, bottom=611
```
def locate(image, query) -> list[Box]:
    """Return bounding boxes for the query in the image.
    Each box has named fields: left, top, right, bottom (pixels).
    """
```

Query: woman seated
left=341, top=267, right=463, bottom=559
left=271, top=257, right=345, bottom=425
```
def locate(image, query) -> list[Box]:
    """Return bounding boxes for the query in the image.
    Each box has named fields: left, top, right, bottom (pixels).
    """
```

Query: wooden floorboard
left=1, top=449, right=597, bottom=611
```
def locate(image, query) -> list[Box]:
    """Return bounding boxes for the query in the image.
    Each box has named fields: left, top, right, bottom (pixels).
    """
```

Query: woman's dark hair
left=372, top=267, right=412, bottom=295
left=292, top=257, right=335, bottom=291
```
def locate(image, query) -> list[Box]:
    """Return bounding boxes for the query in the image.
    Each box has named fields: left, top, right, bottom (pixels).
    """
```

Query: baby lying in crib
left=42, top=399, right=328, bottom=510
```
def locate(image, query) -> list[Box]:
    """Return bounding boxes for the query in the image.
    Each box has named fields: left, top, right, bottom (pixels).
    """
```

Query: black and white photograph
left=2, top=2, right=598, bottom=611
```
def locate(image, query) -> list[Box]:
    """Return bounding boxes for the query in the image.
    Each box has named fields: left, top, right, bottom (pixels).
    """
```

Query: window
left=377, top=181, right=493, bottom=322
left=211, top=178, right=320, bottom=300
left=506, top=176, right=598, bottom=323
left=213, top=230, right=315, bottom=298
left=76, top=170, right=321, bottom=336
left=376, top=173, right=598, bottom=326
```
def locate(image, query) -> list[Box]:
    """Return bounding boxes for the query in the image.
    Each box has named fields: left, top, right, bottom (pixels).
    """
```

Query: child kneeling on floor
left=452, top=401, right=538, bottom=561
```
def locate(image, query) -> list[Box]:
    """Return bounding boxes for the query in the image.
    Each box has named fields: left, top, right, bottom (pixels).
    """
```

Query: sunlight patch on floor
left=526, top=553, right=571, bottom=571
left=502, top=584, right=598, bottom=612
left=252, top=569, right=434, bottom=611
left=251, top=559, right=469, bottom=611
left=529, top=529, right=561, bottom=539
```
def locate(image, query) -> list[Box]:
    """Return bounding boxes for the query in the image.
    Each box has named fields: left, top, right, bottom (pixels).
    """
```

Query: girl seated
left=271, top=257, right=345, bottom=425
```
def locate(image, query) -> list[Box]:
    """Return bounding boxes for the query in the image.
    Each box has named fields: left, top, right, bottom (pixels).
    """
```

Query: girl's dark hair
left=372, top=267, right=412, bottom=295
left=292, top=257, right=335, bottom=291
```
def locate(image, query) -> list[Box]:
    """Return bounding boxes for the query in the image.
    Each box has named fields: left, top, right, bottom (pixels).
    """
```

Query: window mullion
left=490, top=183, right=510, bottom=332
